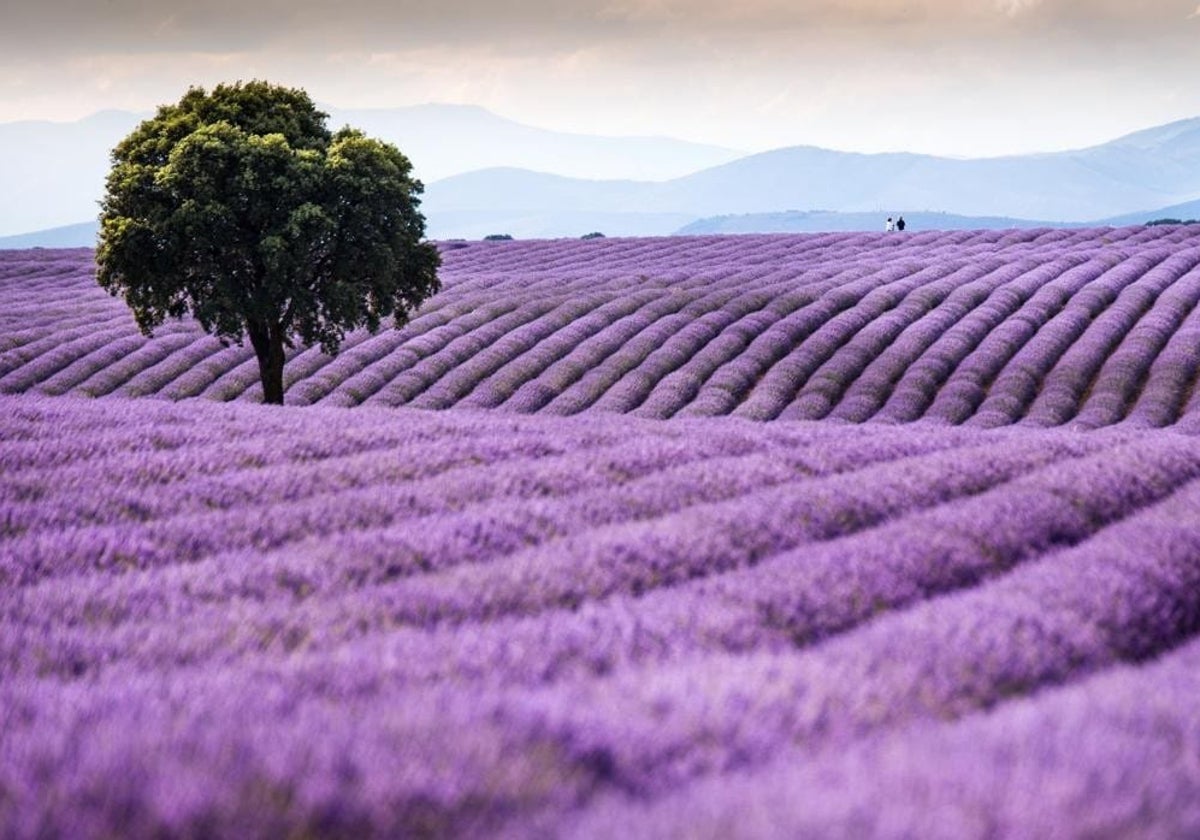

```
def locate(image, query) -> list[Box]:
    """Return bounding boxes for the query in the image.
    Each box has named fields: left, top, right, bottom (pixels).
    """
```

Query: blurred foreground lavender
left=2, top=395, right=1200, bottom=837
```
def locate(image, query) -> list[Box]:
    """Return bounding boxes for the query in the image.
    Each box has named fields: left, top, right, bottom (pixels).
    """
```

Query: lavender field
left=3, top=228, right=1200, bottom=837
left=6, top=225, right=1200, bottom=426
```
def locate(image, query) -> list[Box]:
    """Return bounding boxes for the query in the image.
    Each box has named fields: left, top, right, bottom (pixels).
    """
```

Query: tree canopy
left=96, top=80, right=441, bottom=404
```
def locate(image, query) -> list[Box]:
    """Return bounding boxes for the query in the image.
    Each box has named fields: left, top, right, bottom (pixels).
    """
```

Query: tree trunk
left=247, top=320, right=287, bottom=405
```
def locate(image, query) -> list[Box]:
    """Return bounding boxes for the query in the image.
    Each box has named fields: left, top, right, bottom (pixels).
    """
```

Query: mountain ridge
left=7, top=199, right=1199, bottom=250
left=3, top=109, right=1199, bottom=241
left=0, top=104, right=745, bottom=237
left=420, top=118, right=1200, bottom=236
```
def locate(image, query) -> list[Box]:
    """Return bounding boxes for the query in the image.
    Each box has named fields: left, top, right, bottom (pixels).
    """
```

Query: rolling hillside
left=5, top=226, right=1200, bottom=427
left=4, top=229, right=1200, bottom=836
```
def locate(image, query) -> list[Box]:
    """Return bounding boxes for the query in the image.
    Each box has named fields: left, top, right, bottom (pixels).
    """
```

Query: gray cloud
left=5, top=1, right=628, bottom=55
left=2, top=0, right=1198, bottom=158
left=7, top=0, right=1197, bottom=56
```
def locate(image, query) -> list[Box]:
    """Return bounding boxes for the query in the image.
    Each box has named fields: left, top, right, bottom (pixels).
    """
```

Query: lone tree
left=97, top=80, right=441, bottom=404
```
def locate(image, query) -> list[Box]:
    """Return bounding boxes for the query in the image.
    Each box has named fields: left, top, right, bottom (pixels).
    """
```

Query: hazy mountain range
left=419, top=117, right=1200, bottom=238
left=0, top=104, right=742, bottom=238
left=2, top=105, right=1199, bottom=245
left=677, top=197, right=1200, bottom=236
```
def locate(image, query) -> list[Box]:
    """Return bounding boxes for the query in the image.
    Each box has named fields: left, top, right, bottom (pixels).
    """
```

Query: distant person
left=897, top=216, right=907, bottom=231
left=885, top=217, right=895, bottom=232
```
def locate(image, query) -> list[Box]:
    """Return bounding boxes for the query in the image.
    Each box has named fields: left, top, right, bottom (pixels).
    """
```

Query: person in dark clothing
left=896, top=216, right=907, bottom=231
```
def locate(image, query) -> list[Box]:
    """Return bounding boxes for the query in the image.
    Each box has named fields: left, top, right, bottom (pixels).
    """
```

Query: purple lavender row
left=2, top=228, right=1192, bottom=300
left=0, top=312, right=135, bottom=387
left=0, top=449, right=813, bottom=675
left=86, top=330, right=218, bottom=398
left=742, top=259, right=970, bottom=420
left=534, top=292, right=710, bottom=415
left=880, top=249, right=1177, bottom=425
left=357, top=432, right=1107, bottom=628
left=753, top=254, right=1036, bottom=420
left=967, top=248, right=1189, bottom=426
left=643, top=262, right=950, bottom=420
left=631, top=306, right=770, bottom=419
left=986, top=257, right=1163, bottom=425
left=298, top=303, right=480, bottom=405
left=8, top=230, right=1200, bottom=420
left=464, top=292, right=666, bottom=412
left=17, top=389, right=988, bottom=580
left=1, top=409, right=1018, bottom=623
left=0, top=306, right=123, bottom=363
left=828, top=256, right=1033, bottom=421
left=562, top=630, right=1200, bottom=839
left=0, top=416, right=660, bottom=538
left=532, top=272, right=854, bottom=417
left=0, top=394, right=1095, bottom=629
left=693, top=260, right=950, bottom=419
left=407, top=298, right=603, bottom=410
left=1, top=395, right=804, bottom=544
left=1071, top=249, right=1200, bottom=427
left=494, top=280, right=785, bottom=417
left=585, top=306, right=755, bottom=415
left=780, top=257, right=1030, bottom=421
left=372, top=428, right=1159, bottom=690
left=155, top=430, right=1172, bottom=679
left=193, top=322, right=402, bottom=403
left=1019, top=254, right=1180, bottom=426
left=0, top=394, right=574, bottom=474
left=891, top=256, right=1093, bottom=424
left=0, top=402, right=326, bottom=473
left=10, top=428, right=1160, bottom=684
left=455, top=295, right=661, bottom=411
left=1, top=422, right=663, bottom=586
left=487, top=470, right=1200, bottom=806
left=433, top=227, right=1188, bottom=281
left=31, top=330, right=176, bottom=397
left=321, top=299, right=528, bottom=407
left=1109, top=263, right=1200, bottom=427
left=280, top=294, right=505, bottom=406
left=4, top=462, right=1199, bottom=837
left=919, top=253, right=1115, bottom=424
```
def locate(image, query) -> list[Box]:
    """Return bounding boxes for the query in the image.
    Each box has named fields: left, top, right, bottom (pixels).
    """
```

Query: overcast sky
left=3, top=0, right=1200, bottom=157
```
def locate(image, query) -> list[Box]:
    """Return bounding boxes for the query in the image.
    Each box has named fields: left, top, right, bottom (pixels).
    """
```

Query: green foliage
left=96, top=80, right=441, bottom=404
left=581, top=232, right=606, bottom=240
left=483, top=234, right=514, bottom=241
left=1147, top=218, right=1199, bottom=226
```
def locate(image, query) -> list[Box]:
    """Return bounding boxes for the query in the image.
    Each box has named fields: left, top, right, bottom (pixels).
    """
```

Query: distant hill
left=7, top=112, right=1200, bottom=244
left=324, top=104, right=745, bottom=183
left=0, top=105, right=743, bottom=238
left=1101, top=197, right=1200, bottom=227
left=675, top=210, right=1080, bottom=235
left=677, top=202, right=1200, bottom=236
left=425, top=209, right=696, bottom=241
left=8, top=198, right=1200, bottom=250
left=0, top=111, right=135, bottom=237
left=6, top=204, right=1200, bottom=250
left=421, top=117, right=1200, bottom=238
left=0, top=222, right=98, bottom=249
